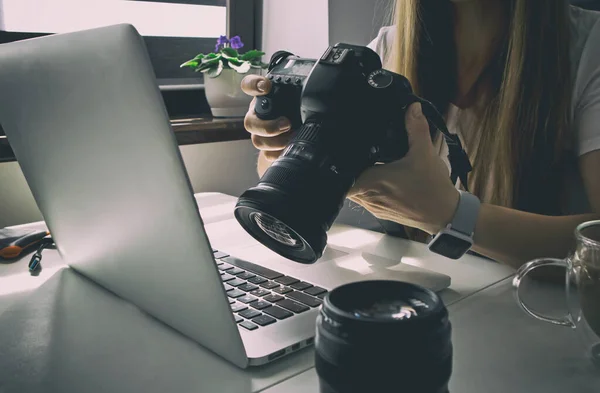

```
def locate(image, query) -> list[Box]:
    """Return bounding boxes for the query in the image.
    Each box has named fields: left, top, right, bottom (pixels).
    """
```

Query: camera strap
left=415, top=97, right=473, bottom=192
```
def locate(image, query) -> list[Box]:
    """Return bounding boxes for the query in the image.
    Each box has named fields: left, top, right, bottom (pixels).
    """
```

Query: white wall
left=261, top=0, right=329, bottom=60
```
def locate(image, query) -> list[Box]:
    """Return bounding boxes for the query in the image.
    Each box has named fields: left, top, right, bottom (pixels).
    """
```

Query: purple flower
left=229, top=36, right=244, bottom=50
left=215, top=35, right=229, bottom=52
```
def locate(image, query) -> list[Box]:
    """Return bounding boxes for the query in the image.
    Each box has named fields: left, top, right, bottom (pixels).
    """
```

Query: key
left=239, top=309, right=261, bottom=319
left=231, top=303, right=248, bottom=312
left=290, top=281, right=313, bottom=291
left=250, top=300, right=272, bottom=310
left=260, top=281, right=280, bottom=290
left=227, top=289, right=245, bottom=298
left=237, top=295, right=258, bottom=304
left=250, top=288, right=270, bottom=297
left=228, top=268, right=245, bottom=275
left=248, top=276, right=268, bottom=285
left=263, top=294, right=284, bottom=303
left=227, top=278, right=246, bottom=287
left=238, top=283, right=259, bottom=292
left=272, top=286, right=293, bottom=295
left=304, top=286, right=327, bottom=296
left=221, top=273, right=236, bottom=282
left=277, top=299, right=310, bottom=313
left=251, top=315, right=277, bottom=326
left=235, top=314, right=243, bottom=323
left=317, top=292, right=328, bottom=299
left=218, top=263, right=234, bottom=271
left=275, top=276, right=299, bottom=286
left=240, top=321, right=258, bottom=331
left=213, top=251, right=229, bottom=259
left=263, top=306, right=293, bottom=320
left=287, top=291, right=323, bottom=308
left=237, top=272, right=256, bottom=280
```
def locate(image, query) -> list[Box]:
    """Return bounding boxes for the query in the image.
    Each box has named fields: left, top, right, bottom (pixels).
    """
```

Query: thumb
left=405, top=102, right=433, bottom=155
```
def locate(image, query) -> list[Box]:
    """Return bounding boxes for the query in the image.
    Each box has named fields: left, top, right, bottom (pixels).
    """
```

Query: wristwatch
left=428, top=191, right=481, bottom=260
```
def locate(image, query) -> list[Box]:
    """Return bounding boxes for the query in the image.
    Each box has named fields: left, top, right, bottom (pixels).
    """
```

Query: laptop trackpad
left=301, top=252, right=451, bottom=293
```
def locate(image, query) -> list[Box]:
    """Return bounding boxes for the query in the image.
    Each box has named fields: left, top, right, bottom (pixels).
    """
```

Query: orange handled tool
left=0, top=228, right=50, bottom=260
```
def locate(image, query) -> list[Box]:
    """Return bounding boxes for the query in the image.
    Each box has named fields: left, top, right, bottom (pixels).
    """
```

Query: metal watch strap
left=448, top=191, right=481, bottom=236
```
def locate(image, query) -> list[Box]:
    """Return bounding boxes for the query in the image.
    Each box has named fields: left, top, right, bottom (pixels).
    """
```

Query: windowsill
left=0, top=116, right=249, bottom=163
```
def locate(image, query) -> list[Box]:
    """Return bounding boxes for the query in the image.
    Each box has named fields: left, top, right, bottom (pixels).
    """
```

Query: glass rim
left=575, top=220, right=600, bottom=248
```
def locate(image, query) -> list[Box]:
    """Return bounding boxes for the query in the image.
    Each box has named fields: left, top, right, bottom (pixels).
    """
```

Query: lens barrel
left=315, top=281, right=453, bottom=393
left=234, top=122, right=354, bottom=264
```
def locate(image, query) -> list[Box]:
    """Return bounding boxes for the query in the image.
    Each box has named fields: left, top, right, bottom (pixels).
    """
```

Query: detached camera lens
left=315, top=281, right=453, bottom=393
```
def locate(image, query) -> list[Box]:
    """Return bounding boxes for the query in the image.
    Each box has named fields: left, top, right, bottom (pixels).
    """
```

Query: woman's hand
left=241, top=75, right=293, bottom=162
left=347, top=102, right=460, bottom=234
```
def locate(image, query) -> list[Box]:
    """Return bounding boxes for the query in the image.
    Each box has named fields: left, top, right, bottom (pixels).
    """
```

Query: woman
left=241, top=0, right=600, bottom=269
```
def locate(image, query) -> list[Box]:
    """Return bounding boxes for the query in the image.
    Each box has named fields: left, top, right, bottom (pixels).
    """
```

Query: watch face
left=429, top=233, right=472, bottom=260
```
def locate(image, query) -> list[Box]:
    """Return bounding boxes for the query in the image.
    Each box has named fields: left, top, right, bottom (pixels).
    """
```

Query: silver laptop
left=0, top=24, right=450, bottom=368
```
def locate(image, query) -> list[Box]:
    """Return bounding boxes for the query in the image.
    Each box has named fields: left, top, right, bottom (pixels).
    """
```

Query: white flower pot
left=204, top=68, right=260, bottom=118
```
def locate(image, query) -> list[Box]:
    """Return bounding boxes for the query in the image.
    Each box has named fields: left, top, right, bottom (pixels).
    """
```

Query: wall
left=260, top=0, right=329, bottom=60
left=328, top=0, right=393, bottom=47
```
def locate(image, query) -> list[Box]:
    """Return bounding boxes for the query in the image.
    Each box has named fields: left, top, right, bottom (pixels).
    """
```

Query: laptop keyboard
left=212, top=249, right=328, bottom=331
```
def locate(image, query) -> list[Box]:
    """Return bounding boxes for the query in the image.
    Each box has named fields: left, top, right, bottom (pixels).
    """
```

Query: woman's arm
left=471, top=206, right=598, bottom=269
left=348, top=103, right=600, bottom=269
left=473, top=151, right=600, bottom=268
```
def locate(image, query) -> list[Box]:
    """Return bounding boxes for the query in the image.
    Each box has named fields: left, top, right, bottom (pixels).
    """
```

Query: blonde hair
left=387, top=0, right=572, bottom=213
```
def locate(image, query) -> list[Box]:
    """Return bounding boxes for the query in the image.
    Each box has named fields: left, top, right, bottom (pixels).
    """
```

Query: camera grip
left=254, top=85, right=303, bottom=127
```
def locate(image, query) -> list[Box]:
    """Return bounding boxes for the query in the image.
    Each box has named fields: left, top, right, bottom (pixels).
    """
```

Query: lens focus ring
left=261, top=164, right=310, bottom=191
left=293, top=122, right=323, bottom=144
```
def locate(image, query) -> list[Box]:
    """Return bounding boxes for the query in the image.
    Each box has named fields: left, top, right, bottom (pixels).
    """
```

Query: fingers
left=241, top=75, right=272, bottom=97
left=405, top=102, right=433, bottom=155
left=251, top=132, right=293, bottom=151
left=263, top=150, right=284, bottom=162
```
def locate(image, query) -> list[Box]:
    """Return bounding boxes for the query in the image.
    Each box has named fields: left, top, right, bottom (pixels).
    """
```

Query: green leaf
left=221, top=47, right=239, bottom=58
left=194, top=63, right=214, bottom=73
left=229, top=60, right=251, bottom=74
left=240, top=50, right=265, bottom=61
left=201, top=54, right=222, bottom=66
left=192, top=53, right=205, bottom=61
left=180, top=60, right=199, bottom=68
left=207, top=60, right=224, bottom=78
left=225, top=57, right=244, bottom=66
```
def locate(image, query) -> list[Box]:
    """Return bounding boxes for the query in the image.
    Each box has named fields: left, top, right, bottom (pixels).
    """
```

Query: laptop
left=0, top=24, right=451, bottom=368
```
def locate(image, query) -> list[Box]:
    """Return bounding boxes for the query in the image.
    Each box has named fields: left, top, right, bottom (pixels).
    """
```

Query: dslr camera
left=234, top=43, right=470, bottom=264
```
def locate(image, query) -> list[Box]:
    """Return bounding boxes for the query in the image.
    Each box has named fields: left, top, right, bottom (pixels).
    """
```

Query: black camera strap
left=414, top=96, right=473, bottom=192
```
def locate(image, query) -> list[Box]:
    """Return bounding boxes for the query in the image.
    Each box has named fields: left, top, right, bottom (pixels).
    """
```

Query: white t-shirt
left=336, top=5, right=600, bottom=231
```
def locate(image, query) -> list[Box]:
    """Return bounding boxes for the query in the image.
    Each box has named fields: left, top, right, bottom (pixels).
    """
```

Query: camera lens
left=316, top=281, right=453, bottom=393
left=235, top=122, right=355, bottom=264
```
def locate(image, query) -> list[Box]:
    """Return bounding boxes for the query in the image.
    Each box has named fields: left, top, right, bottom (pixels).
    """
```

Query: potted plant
left=181, top=35, right=268, bottom=118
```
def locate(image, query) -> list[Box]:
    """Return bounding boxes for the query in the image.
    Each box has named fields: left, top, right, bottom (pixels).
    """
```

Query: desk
left=264, top=278, right=600, bottom=393
left=0, top=192, right=516, bottom=393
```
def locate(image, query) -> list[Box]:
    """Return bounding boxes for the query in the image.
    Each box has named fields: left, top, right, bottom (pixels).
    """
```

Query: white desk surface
left=0, top=192, right=517, bottom=393
left=265, top=278, right=600, bottom=393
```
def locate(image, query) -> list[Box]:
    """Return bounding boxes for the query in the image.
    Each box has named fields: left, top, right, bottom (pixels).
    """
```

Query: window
left=0, top=0, right=259, bottom=89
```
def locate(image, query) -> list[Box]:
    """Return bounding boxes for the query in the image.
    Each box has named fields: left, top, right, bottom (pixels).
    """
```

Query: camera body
left=254, top=45, right=429, bottom=165
left=235, top=43, right=435, bottom=264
